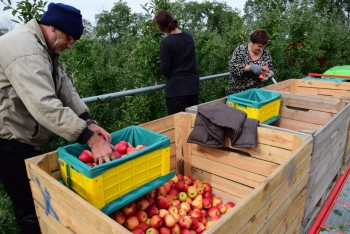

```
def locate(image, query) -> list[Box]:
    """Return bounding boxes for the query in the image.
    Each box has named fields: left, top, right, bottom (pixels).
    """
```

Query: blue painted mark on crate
left=35, top=177, right=59, bottom=221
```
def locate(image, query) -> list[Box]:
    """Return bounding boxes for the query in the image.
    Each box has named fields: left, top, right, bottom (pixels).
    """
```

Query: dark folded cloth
left=188, top=103, right=258, bottom=149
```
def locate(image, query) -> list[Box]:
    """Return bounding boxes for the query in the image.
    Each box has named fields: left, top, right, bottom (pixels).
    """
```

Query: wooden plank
left=279, top=105, right=335, bottom=125
left=255, top=127, right=297, bottom=150
left=281, top=93, right=343, bottom=114
left=185, top=97, right=226, bottom=114
left=191, top=154, right=266, bottom=187
left=263, top=79, right=295, bottom=92
left=273, top=118, right=322, bottom=131
left=139, top=115, right=174, bottom=133
left=192, top=168, right=254, bottom=200
left=191, top=144, right=280, bottom=176
left=206, top=137, right=313, bottom=233
left=25, top=153, right=129, bottom=234
left=298, top=79, right=350, bottom=91
left=238, top=144, right=292, bottom=164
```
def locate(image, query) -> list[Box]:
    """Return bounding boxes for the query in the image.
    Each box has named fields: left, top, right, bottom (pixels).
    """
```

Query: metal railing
left=82, top=72, right=230, bottom=103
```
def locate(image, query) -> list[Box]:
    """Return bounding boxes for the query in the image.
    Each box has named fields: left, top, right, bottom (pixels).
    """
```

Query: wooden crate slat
left=139, top=115, right=174, bottom=133
left=273, top=118, right=322, bottom=131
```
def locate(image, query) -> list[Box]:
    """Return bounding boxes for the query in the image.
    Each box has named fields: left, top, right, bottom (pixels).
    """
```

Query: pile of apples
left=109, top=174, right=235, bottom=234
left=78, top=140, right=147, bottom=166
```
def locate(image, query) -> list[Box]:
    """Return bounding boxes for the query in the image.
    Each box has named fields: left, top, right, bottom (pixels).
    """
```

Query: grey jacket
left=0, top=19, right=89, bottom=146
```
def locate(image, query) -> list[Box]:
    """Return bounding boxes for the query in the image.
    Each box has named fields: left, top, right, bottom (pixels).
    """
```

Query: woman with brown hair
left=228, top=29, right=274, bottom=94
left=153, top=10, right=200, bottom=115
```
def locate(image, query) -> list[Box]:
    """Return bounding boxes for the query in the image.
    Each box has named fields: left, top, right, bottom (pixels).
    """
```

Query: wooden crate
left=263, top=78, right=350, bottom=170
left=185, top=92, right=350, bottom=227
left=25, top=112, right=313, bottom=234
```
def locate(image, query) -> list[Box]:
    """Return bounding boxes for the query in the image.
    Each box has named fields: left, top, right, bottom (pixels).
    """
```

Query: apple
left=115, top=143, right=127, bottom=155
left=193, top=180, right=203, bottom=188
left=185, top=197, right=192, bottom=204
left=200, top=209, right=208, bottom=219
left=125, top=216, right=139, bottom=230
left=190, top=217, right=199, bottom=230
left=225, top=201, right=235, bottom=210
left=156, top=185, right=168, bottom=197
left=163, top=182, right=171, bottom=193
left=210, top=214, right=220, bottom=222
left=112, top=150, right=121, bottom=160
left=156, top=197, right=169, bottom=209
left=147, top=190, right=156, bottom=199
left=167, top=205, right=178, bottom=214
left=146, top=227, right=159, bottom=234
left=165, top=195, right=173, bottom=207
left=178, top=192, right=187, bottom=202
left=180, top=202, right=191, bottom=213
left=136, top=144, right=147, bottom=150
left=171, top=199, right=181, bottom=209
left=199, top=216, right=207, bottom=226
left=208, top=206, right=220, bottom=217
left=168, top=188, right=179, bottom=200
left=149, top=215, right=163, bottom=229
left=171, top=175, right=179, bottom=183
left=212, top=195, right=223, bottom=206
left=172, top=213, right=180, bottom=223
left=202, top=183, right=212, bottom=193
left=178, top=208, right=187, bottom=217
left=179, top=229, right=191, bottom=234
left=146, top=205, right=159, bottom=217
left=167, top=180, right=175, bottom=188
left=171, top=224, right=181, bottom=234
left=196, top=222, right=206, bottom=234
left=175, top=181, right=188, bottom=192
left=202, top=197, right=213, bottom=209
left=127, top=146, right=137, bottom=154
left=176, top=173, right=184, bottom=181
left=183, top=175, right=194, bottom=186
left=159, top=226, right=171, bottom=234
left=191, top=197, right=203, bottom=210
left=78, top=150, right=94, bottom=163
left=187, top=186, right=198, bottom=198
left=137, top=197, right=150, bottom=211
left=147, top=198, right=155, bottom=207
left=190, top=208, right=203, bottom=220
left=132, top=227, right=144, bottom=234
left=217, top=203, right=227, bottom=214
left=178, top=215, right=192, bottom=229
left=164, top=213, right=176, bottom=228
left=197, top=186, right=205, bottom=195
left=203, top=191, right=212, bottom=199
left=110, top=210, right=125, bottom=225
left=136, top=210, right=148, bottom=223
left=138, top=222, right=150, bottom=232
left=123, top=201, right=137, bottom=217
left=158, top=209, right=169, bottom=218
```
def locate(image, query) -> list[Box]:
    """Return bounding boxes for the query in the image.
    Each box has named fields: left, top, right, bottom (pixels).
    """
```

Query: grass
left=0, top=182, right=17, bottom=234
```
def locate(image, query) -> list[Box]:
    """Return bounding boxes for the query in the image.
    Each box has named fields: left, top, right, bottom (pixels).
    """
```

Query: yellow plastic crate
left=227, top=88, right=281, bottom=124
left=58, top=126, right=172, bottom=214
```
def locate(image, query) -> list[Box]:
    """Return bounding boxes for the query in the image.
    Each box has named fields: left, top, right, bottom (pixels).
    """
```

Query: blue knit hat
left=39, top=3, right=84, bottom=40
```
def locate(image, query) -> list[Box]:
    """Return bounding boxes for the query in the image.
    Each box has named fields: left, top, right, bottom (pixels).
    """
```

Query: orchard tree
left=0, top=0, right=47, bottom=23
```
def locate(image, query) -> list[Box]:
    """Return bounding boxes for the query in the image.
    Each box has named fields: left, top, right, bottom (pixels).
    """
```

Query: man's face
left=50, top=28, right=76, bottom=54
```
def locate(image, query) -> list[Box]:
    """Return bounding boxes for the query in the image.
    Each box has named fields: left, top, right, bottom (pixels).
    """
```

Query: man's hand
left=86, top=133, right=115, bottom=164
left=87, top=122, right=112, bottom=143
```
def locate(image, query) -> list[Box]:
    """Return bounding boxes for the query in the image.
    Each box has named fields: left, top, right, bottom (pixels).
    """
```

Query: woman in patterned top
left=228, top=29, right=274, bottom=94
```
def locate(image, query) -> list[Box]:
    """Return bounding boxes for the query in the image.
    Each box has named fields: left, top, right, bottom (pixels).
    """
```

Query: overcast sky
left=0, top=0, right=246, bottom=26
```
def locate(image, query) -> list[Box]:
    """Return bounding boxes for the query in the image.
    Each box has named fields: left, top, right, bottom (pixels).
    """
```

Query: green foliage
left=0, top=0, right=47, bottom=23
left=0, top=183, right=16, bottom=234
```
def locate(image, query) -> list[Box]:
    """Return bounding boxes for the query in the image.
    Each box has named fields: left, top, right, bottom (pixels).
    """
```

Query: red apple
left=156, top=185, right=168, bottom=197
left=136, top=210, right=148, bottom=223
left=217, top=203, right=227, bottom=214
left=172, top=213, right=180, bottom=223
left=193, top=180, right=203, bottom=188
left=115, top=142, right=127, bottom=155
left=137, top=197, right=150, bottom=211
left=200, top=209, right=208, bottom=219
left=196, top=222, right=206, bottom=234
left=125, top=216, right=140, bottom=230
left=167, top=180, right=175, bottom=188
left=171, top=199, right=181, bottom=209
left=175, top=181, right=188, bottom=192
left=138, top=222, right=150, bottom=232
left=158, top=209, right=169, bottom=218
left=136, top=144, right=147, bottom=150
left=202, top=197, right=213, bottom=209
left=156, top=197, right=169, bottom=209
left=149, top=215, right=163, bottom=229
left=180, top=229, right=191, bottom=234
left=123, top=201, right=137, bottom=217
left=159, top=226, right=171, bottom=234
left=203, top=191, right=212, bottom=199
left=164, top=213, right=176, bottom=228
left=147, top=190, right=156, bottom=199
left=112, top=150, right=121, bottom=159
left=190, top=217, right=199, bottom=230
left=202, top=183, right=212, bottom=193
left=168, top=188, right=179, bottom=200
left=146, top=205, right=159, bottom=217
left=171, top=175, right=179, bottom=183
left=171, top=224, right=181, bottom=234
left=212, top=195, right=223, bottom=206
left=176, top=173, right=184, bottom=181
left=190, top=208, right=203, bottom=220
left=183, top=175, right=194, bottom=186
left=110, top=210, right=125, bottom=225
left=178, top=208, right=187, bottom=217
left=147, top=197, right=155, bottom=207
left=132, top=227, right=144, bottom=234
left=210, top=214, right=220, bottom=222
left=178, top=216, right=192, bottom=229
left=225, top=201, right=235, bottom=210
left=163, top=182, right=171, bottom=193
left=165, top=195, right=173, bottom=207
left=208, top=206, right=220, bottom=217
left=180, top=202, right=191, bottom=213
left=78, top=150, right=94, bottom=163
left=191, top=198, right=203, bottom=210
left=127, top=146, right=137, bottom=154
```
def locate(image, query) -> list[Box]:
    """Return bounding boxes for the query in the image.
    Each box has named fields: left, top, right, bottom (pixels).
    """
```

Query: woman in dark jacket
left=153, top=10, right=200, bottom=115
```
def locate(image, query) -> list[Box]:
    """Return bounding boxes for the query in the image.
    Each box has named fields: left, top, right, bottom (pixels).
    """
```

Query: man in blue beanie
left=0, top=3, right=115, bottom=233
